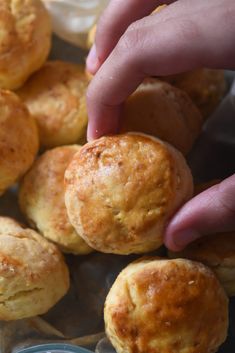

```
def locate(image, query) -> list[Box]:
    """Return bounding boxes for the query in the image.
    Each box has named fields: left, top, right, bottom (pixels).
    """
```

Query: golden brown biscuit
left=65, top=133, right=193, bottom=254
left=0, top=217, right=69, bottom=321
left=19, top=145, right=92, bottom=255
left=0, top=0, right=51, bottom=90
left=0, top=90, right=39, bottom=196
left=122, top=79, right=203, bottom=155
left=17, top=61, right=89, bottom=149
left=104, top=257, right=228, bottom=353
left=169, top=232, right=235, bottom=297
left=162, top=69, right=226, bottom=119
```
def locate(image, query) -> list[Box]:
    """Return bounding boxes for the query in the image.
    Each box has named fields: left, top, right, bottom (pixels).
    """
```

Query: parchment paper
left=0, top=36, right=234, bottom=353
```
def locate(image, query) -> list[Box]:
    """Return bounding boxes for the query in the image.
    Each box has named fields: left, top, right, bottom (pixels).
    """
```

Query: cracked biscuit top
left=65, top=133, right=193, bottom=254
left=0, top=217, right=69, bottom=320
left=0, top=0, right=51, bottom=89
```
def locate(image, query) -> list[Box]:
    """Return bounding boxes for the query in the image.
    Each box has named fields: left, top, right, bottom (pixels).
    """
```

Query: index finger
left=86, top=0, right=174, bottom=74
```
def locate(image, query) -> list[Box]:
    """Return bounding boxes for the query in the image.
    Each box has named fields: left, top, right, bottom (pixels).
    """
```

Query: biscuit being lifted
left=122, top=79, right=203, bottom=155
left=18, top=61, right=89, bottom=149
left=0, top=90, right=38, bottom=196
left=0, top=0, right=51, bottom=89
left=169, top=232, right=235, bottom=297
left=0, top=217, right=69, bottom=321
left=104, top=257, right=228, bottom=353
left=65, top=134, right=193, bottom=254
left=19, top=146, right=92, bottom=255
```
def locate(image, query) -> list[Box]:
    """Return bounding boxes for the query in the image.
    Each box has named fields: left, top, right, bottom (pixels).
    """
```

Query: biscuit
left=65, top=133, right=193, bottom=254
left=0, top=217, right=69, bottom=320
left=104, top=257, right=228, bottom=353
left=0, top=90, right=39, bottom=196
left=122, top=79, right=203, bottom=155
left=162, top=69, right=226, bottom=119
left=169, top=232, right=235, bottom=297
left=17, top=61, right=89, bottom=148
left=0, top=0, right=51, bottom=90
left=19, top=145, right=92, bottom=255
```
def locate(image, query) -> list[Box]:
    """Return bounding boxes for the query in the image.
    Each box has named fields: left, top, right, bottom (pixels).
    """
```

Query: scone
left=0, top=90, right=39, bottom=196
left=19, top=146, right=92, bottom=255
left=17, top=61, right=89, bottom=149
left=0, top=0, right=51, bottom=90
left=104, top=257, right=228, bottom=353
left=122, top=79, right=203, bottom=155
left=0, top=217, right=69, bottom=321
left=169, top=232, right=235, bottom=297
left=162, top=69, right=226, bottom=119
left=65, top=133, right=193, bottom=254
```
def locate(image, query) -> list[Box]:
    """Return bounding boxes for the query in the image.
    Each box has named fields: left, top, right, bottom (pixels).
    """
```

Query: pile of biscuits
left=0, top=1, right=232, bottom=353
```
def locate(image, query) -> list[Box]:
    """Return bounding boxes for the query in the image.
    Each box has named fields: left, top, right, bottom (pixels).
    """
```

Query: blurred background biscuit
left=0, top=217, right=69, bottom=321
left=104, top=257, right=228, bottom=353
left=0, top=90, right=38, bottom=196
left=19, top=145, right=92, bottom=255
left=169, top=232, right=235, bottom=297
left=161, top=69, right=226, bottom=119
left=17, top=61, right=89, bottom=149
left=122, top=79, right=203, bottom=155
left=65, top=133, right=193, bottom=254
left=0, top=0, right=51, bottom=90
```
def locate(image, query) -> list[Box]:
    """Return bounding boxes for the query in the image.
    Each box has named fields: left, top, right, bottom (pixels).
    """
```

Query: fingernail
left=87, top=123, right=99, bottom=142
left=168, top=229, right=201, bottom=251
left=86, top=45, right=100, bottom=74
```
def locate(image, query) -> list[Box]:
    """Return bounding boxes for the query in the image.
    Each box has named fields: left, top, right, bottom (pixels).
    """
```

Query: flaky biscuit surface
left=65, top=134, right=193, bottom=254
left=18, top=61, right=88, bottom=148
left=0, top=217, right=69, bottom=320
left=19, top=145, right=92, bottom=255
left=0, top=0, right=51, bottom=89
left=0, top=90, right=38, bottom=195
left=105, top=257, right=228, bottom=353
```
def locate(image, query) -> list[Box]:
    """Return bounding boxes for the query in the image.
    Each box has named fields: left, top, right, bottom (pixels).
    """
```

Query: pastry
left=19, top=145, right=92, bottom=255
left=0, top=90, right=38, bottom=196
left=122, top=79, right=203, bottom=155
left=169, top=231, right=235, bottom=297
left=17, top=61, right=88, bottom=148
left=65, top=133, right=193, bottom=254
left=0, top=0, right=51, bottom=90
left=0, top=217, right=69, bottom=320
left=104, top=257, right=228, bottom=353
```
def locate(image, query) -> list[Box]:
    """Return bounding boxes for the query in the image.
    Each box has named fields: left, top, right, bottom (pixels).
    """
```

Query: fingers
left=86, top=0, right=174, bottom=74
left=164, top=175, right=235, bottom=251
left=87, top=0, right=235, bottom=140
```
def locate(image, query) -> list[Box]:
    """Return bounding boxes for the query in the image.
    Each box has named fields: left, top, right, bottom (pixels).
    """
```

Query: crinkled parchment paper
left=0, top=33, right=235, bottom=353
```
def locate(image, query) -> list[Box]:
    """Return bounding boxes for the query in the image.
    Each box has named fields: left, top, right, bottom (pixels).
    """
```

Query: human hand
left=86, top=0, right=235, bottom=140
left=164, top=175, right=235, bottom=251
left=86, top=0, right=235, bottom=251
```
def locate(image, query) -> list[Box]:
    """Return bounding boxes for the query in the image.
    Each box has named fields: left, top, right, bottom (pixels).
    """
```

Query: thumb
left=164, top=175, right=235, bottom=251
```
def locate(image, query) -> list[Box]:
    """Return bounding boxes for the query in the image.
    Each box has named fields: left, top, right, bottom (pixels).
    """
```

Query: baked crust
left=18, top=60, right=88, bottom=148
left=0, top=89, right=38, bottom=195
left=19, top=145, right=92, bottom=255
left=0, top=217, right=69, bottom=320
left=104, top=257, right=228, bottom=353
left=0, top=0, right=51, bottom=89
left=65, top=133, right=193, bottom=254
